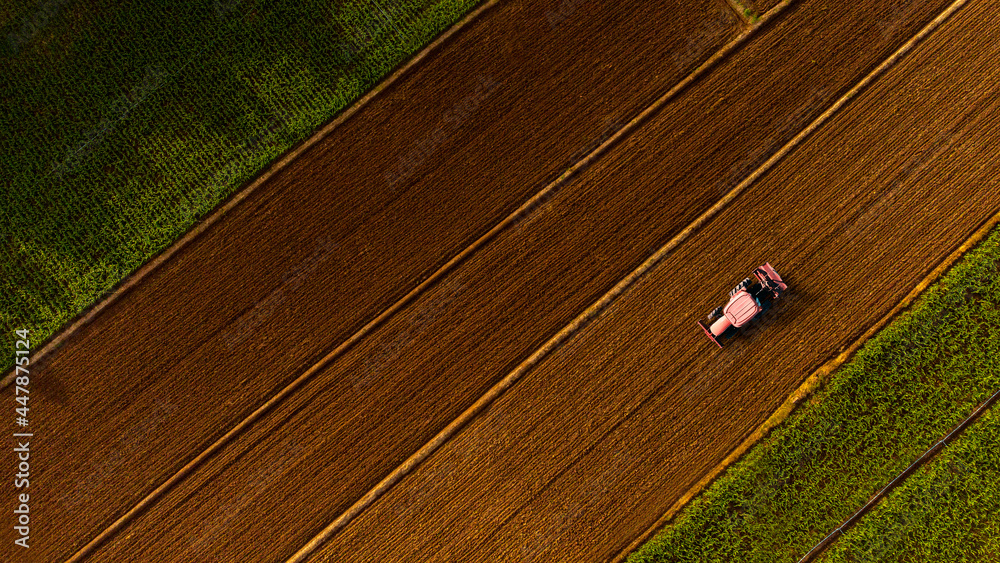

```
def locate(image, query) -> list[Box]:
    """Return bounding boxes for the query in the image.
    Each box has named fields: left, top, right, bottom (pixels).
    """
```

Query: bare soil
left=308, top=3, right=1000, bottom=562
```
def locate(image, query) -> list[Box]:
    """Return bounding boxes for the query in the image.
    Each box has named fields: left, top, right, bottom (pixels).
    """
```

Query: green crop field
left=0, top=0, right=481, bottom=372
left=627, top=225, right=1000, bottom=562
left=818, top=405, right=999, bottom=562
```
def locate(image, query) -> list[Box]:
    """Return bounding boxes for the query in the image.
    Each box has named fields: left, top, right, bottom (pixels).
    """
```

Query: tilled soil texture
left=69, top=1, right=981, bottom=563
left=1, top=0, right=745, bottom=560
left=308, top=2, right=1000, bottom=561
left=754, top=0, right=785, bottom=14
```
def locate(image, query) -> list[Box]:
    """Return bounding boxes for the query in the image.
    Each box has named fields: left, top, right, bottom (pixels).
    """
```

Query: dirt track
left=5, top=0, right=998, bottom=561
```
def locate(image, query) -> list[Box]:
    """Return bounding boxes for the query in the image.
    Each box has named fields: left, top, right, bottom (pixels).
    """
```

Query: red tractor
left=697, top=262, right=788, bottom=348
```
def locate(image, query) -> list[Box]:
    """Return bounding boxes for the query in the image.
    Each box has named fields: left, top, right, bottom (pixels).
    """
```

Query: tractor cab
left=725, top=291, right=761, bottom=327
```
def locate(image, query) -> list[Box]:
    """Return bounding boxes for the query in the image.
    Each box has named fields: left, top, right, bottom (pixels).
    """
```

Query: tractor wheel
left=708, top=306, right=723, bottom=320
left=729, top=278, right=752, bottom=297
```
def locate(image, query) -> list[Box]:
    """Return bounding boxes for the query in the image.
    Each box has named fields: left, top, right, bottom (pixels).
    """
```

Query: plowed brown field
left=5, top=0, right=744, bottom=560
left=4, top=0, right=997, bottom=561
left=307, top=2, right=999, bottom=561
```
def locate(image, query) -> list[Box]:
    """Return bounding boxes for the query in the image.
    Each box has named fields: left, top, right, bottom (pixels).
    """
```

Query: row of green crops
left=627, top=224, right=1000, bottom=562
left=0, top=0, right=483, bottom=372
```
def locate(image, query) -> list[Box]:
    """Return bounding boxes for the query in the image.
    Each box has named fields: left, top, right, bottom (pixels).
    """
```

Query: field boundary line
left=725, top=0, right=757, bottom=25
left=61, top=1, right=785, bottom=559
left=612, top=1, right=979, bottom=558
left=1, top=0, right=503, bottom=391
left=797, top=386, right=1000, bottom=562
left=281, top=3, right=808, bottom=561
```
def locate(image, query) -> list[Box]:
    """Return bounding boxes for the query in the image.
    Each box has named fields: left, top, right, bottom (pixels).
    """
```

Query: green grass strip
left=627, top=225, right=1000, bottom=563
left=1, top=0, right=483, bottom=372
